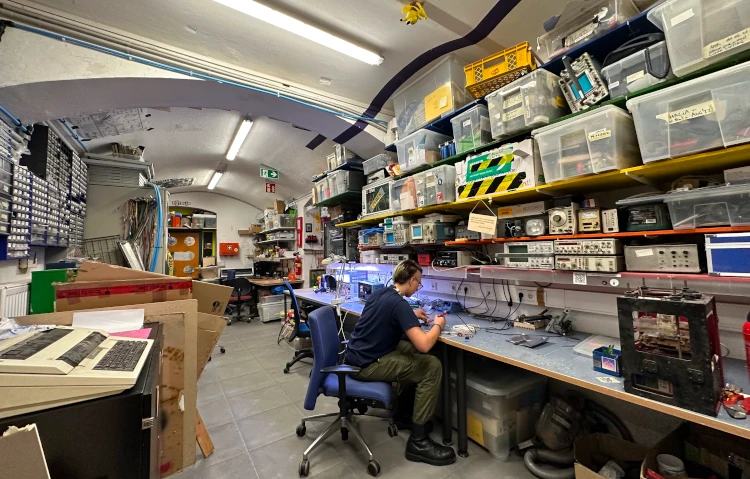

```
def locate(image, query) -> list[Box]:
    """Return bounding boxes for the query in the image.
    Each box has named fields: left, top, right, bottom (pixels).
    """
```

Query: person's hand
left=414, top=308, right=429, bottom=321
left=433, top=314, right=447, bottom=331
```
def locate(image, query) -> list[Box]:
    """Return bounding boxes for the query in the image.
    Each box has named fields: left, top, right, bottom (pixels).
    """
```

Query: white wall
left=169, top=192, right=263, bottom=270
left=0, top=247, right=46, bottom=285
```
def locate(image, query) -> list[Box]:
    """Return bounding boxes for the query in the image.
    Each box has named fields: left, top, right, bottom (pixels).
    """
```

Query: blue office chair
left=296, top=306, right=396, bottom=477
left=283, top=281, right=313, bottom=374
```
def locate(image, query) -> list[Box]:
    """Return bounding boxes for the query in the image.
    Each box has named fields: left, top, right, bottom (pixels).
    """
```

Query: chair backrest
left=303, top=306, right=340, bottom=410
left=284, top=281, right=302, bottom=341
left=225, top=269, right=237, bottom=281
left=224, top=278, right=252, bottom=297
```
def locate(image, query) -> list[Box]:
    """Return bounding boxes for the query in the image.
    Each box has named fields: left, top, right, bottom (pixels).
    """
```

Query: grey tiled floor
left=173, top=319, right=535, bottom=479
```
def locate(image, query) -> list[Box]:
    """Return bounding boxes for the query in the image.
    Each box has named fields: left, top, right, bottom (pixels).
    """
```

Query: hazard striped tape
left=457, top=172, right=527, bottom=199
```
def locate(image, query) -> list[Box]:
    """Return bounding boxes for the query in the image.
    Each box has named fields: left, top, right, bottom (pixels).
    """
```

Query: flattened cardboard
left=0, top=424, right=51, bottom=479
left=55, top=278, right=192, bottom=312
left=196, top=313, right=226, bottom=378
left=575, top=433, right=648, bottom=479
left=192, top=281, right=232, bottom=317
left=16, top=300, right=199, bottom=476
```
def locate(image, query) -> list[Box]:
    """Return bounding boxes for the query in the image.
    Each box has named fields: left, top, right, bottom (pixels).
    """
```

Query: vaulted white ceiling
left=0, top=0, right=593, bottom=204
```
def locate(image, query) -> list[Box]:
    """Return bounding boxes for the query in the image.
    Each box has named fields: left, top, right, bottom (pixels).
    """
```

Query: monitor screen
left=412, top=225, right=422, bottom=238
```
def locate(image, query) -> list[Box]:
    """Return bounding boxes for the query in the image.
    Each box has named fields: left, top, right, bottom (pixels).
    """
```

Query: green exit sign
left=260, top=168, right=279, bottom=179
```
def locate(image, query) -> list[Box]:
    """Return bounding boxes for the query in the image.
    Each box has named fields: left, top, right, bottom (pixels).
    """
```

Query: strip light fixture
left=207, top=171, right=224, bottom=190
left=213, top=0, right=384, bottom=66
left=226, top=118, right=253, bottom=161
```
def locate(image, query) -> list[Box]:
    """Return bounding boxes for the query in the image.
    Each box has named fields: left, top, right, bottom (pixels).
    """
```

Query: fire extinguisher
left=294, top=252, right=303, bottom=277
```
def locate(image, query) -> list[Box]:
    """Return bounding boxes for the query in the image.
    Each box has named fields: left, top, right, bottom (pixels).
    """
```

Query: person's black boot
left=405, top=423, right=456, bottom=466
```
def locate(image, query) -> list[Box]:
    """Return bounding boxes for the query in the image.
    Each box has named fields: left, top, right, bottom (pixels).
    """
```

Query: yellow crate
left=464, top=42, right=539, bottom=99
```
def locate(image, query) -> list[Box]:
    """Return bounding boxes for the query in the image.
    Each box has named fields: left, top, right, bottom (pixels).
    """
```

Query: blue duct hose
left=150, top=184, right=163, bottom=272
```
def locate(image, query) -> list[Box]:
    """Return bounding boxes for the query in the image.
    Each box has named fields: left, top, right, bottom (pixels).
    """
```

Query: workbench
left=293, top=288, right=750, bottom=457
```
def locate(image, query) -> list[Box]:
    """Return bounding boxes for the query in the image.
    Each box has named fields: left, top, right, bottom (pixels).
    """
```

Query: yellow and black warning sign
left=457, top=172, right=527, bottom=199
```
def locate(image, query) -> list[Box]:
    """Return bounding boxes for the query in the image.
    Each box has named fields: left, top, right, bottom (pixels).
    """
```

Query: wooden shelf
left=314, top=191, right=360, bottom=207
left=257, top=238, right=296, bottom=244
left=338, top=144, right=750, bottom=228
left=258, top=227, right=295, bottom=235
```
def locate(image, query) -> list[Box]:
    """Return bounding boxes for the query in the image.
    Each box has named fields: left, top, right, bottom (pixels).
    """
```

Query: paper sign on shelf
left=573, top=273, right=587, bottom=285
left=467, top=213, right=497, bottom=235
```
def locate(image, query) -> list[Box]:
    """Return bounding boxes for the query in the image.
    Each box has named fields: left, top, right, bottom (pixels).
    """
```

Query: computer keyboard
left=93, top=340, right=148, bottom=372
left=57, top=332, right=107, bottom=367
left=0, top=328, right=74, bottom=360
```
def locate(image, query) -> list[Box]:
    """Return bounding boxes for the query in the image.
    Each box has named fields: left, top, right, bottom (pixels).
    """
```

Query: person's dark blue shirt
left=345, top=287, right=421, bottom=368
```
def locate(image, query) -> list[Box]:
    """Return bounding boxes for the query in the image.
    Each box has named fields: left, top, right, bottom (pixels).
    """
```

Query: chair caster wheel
left=367, top=459, right=380, bottom=477
left=341, top=427, right=348, bottom=441
left=296, top=424, right=306, bottom=437
left=283, top=368, right=290, bottom=374
left=388, top=423, right=398, bottom=437
left=299, top=458, right=310, bottom=477
left=220, top=347, right=226, bottom=354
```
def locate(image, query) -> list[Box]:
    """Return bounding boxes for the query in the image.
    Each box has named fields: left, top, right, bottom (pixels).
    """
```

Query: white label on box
left=494, top=113, right=502, bottom=120
left=703, top=26, right=750, bottom=58
left=503, top=92, right=523, bottom=108
left=565, top=23, right=596, bottom=47
left=657, top=100, right=716, bottom=124
left=635, top=248, right=654, bottom=257
left=467, top=213, right=497, bottom=235
left=626, top=70, right=645, bottom=84
left=608, top=80, right=620, bottom=90
left=573, top=273, right=587, bottom=285
left=463, top=119, right=472, bottom=128
left=408, top=146, right=415, bottom=162
left=439, top=96, right=448, bottom=109
left=503, top=106, right=525, bottom=122
left=670, top=8, right=694, bottom=27
left=588, top=128, right=612, bottom=142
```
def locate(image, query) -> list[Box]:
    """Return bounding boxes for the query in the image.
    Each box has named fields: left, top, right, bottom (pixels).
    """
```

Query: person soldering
left=345, top=260, right=456, bottom=466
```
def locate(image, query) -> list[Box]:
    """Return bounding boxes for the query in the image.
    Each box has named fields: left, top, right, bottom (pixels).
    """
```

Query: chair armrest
left=321, top=365, right=360, bottom=375
left=341, top=340, right=349, bottom=344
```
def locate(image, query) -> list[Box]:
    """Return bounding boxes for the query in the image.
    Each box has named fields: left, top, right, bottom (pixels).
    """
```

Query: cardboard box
left=274, top=199, right=286, bottom=214
left=55, top=277, right=192, bottom=312
left=197, top=313, right=225, bottom=378
left=202, top=256, right=216, bottom=267
left=456, top=139, right=544, bottom=200
left=640, top=423, right=750, bottom=479
left=249, top=224, right=263, bottom=234
left=199, top=266, right=220, bottom=280
left=71, top=261, right=231, bottom=315
left=0, top=424, right=51, bottom=479
left=16, top=300, right=199, bottom=477
left=575, top=434, right=648, bottom=479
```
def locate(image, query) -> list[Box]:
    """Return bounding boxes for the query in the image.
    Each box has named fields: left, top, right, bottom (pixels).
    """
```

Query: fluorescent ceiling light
left=213, top=0, right=384, bottom=66
left=226, top=118, right=253, bottom=161
left=207, top=171, right=224, bottom=190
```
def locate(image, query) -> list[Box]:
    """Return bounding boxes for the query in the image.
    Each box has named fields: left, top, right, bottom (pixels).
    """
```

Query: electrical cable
left=58, top=119, right=88, bottom=152
left=9, top=23, right=389, bottom=125
left=0, top=104, right=27, bottom=133
left=149, top=184, right=163, bottom=272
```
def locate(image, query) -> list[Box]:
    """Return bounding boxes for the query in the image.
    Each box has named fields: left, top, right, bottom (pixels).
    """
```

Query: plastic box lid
left=451, top=367, right=546, bottom=397
left=600, top=41, right=672, bottom=97
left=532, top=104, right=632, bottom=136
left=662, top=183, right=750, bottom=203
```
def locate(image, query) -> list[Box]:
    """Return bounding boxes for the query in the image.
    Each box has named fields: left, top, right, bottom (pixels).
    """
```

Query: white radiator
left=0, top=283, right=30, bottom=318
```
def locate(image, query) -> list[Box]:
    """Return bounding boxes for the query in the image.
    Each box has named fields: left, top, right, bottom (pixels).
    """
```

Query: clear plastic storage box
left=416, top=165, right=457, bottom=207
left=647, top=0, right=750, bottom=78
left=314, top=179, right=327, bottom=204
left=663, top=184, right=750, bottom=229
left=362, top=177, right=393, bottom=217
left=538, top=0, right=640, bottom=60
left=449, top=368, right=547, bottom=460
left=333, top=144, right=362, bottom=167
left=392, top=55, right=471, bottom=137
left=533, top=105, right=642, bottom=183
left=391, top=176, right=419, bottom=212
left=272, top=214, right=295, bottom=229
left=626, top=61, right=750, bottom=163
left=363, top=153, right=398, bottom=175
left=328, top=170, right=366, bottom=196
left=601, top=41, right=674, bottom=98
left=395, top=129, right=451, bottom=173
left=486, top=69, right=568, bottom=139
left=259, top=300, right=286, bottom=322
left=450, top=105, right=493, bottom=154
